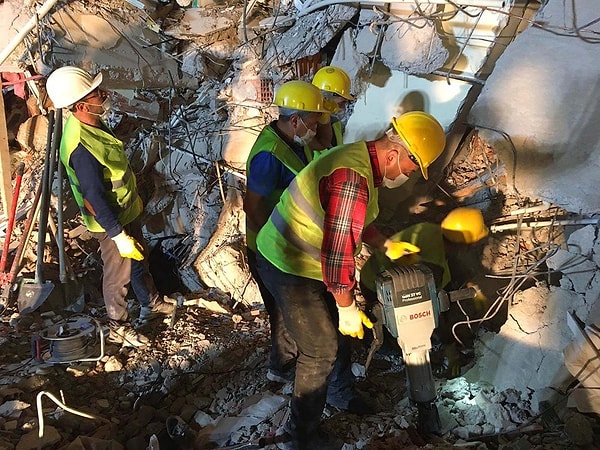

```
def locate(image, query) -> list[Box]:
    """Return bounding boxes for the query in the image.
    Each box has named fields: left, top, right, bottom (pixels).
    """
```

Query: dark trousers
left=91, top=218, right=159, bottom=321
left=256, top=253, right=354, bottom=440
left=247, top=248, right=297, bottom=374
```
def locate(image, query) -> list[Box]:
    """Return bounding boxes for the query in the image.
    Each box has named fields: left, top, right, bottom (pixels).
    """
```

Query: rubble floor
left=1, top=292, right=599, bottom=449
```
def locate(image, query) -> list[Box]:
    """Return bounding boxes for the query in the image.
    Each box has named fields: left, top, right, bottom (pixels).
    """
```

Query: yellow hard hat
left=274, top=80, right=326, bottom=113
left=391, top=111, right=446, bottom=180
left=312, top=66, right=354, bottom=101
left=46, top=66, right=103, bottom=109
left=441, top=207, right=489, bottom=244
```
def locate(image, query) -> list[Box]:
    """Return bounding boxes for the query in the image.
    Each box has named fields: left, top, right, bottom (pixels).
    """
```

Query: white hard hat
left=46, top=66, right=103, bottom=109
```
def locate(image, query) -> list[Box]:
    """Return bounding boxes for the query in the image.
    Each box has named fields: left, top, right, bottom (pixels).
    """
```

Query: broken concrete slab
left=546, top=248, right=596, bottom=295
left=379, top=17, right=448, bottom=75
left=44, top=1, right=198, bottom=89
left=263, top=4, right=358, bottom=69
left=464, top=284, right=585, bottom=396
left=469, top=0, right=600, bottom=215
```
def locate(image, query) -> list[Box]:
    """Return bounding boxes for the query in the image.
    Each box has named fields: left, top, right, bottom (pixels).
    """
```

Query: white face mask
left=383, top=172, right=409, bottom=189
left=98, top=97, right=112, bottom=120
left=382, top=153, right=409, bottom=189
left=85, top=97, right=112, bottom=121
left=293, top=116, right=316, bottom=146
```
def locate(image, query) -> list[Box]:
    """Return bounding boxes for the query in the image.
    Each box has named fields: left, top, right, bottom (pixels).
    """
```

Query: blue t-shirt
left=247, top=125, right=308, bottom=197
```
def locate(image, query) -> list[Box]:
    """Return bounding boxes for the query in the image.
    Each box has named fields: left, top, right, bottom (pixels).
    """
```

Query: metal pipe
left=296, top=0, right=506, bottom=17
left=0, top=0, right=60, bottom=67
left=36, top=390, right=97, bottom=439
left=490, top=218, right=600, bottom=233
left=509, top=201, right=551, bottom=216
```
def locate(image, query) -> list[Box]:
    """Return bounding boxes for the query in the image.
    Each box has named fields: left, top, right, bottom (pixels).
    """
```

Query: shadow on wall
left=395, top=90, right=427, bottom=118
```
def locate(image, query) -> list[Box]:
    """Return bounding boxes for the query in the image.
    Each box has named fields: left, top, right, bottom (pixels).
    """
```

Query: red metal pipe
left=0, top=162, right=25, bottom=272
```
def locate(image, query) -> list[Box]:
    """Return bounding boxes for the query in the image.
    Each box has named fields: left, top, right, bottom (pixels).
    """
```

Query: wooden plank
left=0, top=91, right=12, bottom=214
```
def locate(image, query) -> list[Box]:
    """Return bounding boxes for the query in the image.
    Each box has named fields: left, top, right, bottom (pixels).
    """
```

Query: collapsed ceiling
left=1, top=0, right=600, bottom=448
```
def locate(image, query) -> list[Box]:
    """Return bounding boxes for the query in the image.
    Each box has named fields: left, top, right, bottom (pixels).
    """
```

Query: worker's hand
left=318, top=112, right=331, bottom=124
left=467, top=282, right=489, bottom=317
left=112, top=231, right=145, bottom=261
left=383, top=239, right=420, bottom=260
left=323, top=98, right=339, bottom=114
left=336, top=300, right=373, bottom=339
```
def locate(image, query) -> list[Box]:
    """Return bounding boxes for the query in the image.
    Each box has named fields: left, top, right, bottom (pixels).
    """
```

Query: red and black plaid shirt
left=319, top=142, right=382, bottom=294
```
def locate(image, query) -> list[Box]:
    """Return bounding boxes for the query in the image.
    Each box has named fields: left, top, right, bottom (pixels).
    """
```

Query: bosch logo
left=410, top=310, right=431, bottom=320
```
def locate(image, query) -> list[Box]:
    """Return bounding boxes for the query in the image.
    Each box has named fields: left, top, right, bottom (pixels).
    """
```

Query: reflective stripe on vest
left=257, top=141, right=379, bottom=280
left=245, top=124, right=313, bottom=252
left=60, top=115, right=143, bottom=232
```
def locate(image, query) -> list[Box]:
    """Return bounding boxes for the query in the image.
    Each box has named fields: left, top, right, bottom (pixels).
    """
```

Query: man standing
left=310, top=66, right=354, bottom=150
left=256, top=111, right=446, bottom=448
left=46, top=66, right=174, bottom=347
left=244, top=80, right=325, bottom=382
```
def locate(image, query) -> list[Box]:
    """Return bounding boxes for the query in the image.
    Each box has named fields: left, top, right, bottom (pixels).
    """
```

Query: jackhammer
left=372, top=263, right=476, bottom=434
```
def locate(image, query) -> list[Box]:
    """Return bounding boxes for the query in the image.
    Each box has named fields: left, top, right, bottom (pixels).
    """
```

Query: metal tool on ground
left=55, top=109, right=69, bottom=291
left=374, top=263, right=476, bottom=434
left=46, top=109, right=84, bottom=311
left=0, top=177, right=43, bottom=310
left=18, top=109, right=56, bottom=314
left=0, top=162, right=25, bottom=309
left=47, top=212, right=84, bottom=310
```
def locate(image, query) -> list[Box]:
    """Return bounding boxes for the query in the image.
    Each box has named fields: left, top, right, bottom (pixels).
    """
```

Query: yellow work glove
left=112, top=231, right=145, bottom=261
left=323, top=98, right=339, bottom=115
left=383, top=239, right=420, bottom=260
left=336, top=300, right=373, bottom=339
left=467, top=282, right=489, bottom=317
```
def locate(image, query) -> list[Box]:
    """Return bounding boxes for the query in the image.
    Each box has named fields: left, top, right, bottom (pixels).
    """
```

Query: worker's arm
left=362, top=224, right=387, bottom=251
left=321, top=168, right=375, bottom=339
left=244, top=151, right=291, bottom=234
left=70, top=144, right=122, bottom=237
left=243, top=189, right=271, bottom=234
left=319, top=168, right=368, bottom=300
left=310, top=119, right=334, bottom=151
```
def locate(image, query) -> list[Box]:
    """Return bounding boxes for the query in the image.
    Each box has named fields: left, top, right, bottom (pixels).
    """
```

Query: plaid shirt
left=319, top=142, right=382, bottom=294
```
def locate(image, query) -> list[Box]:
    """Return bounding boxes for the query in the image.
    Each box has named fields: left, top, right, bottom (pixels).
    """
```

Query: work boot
left=135, top=296, right=176, bottom=328
left=276, top=421, right=343, bottom=450
left=267, top=368, right=295, bottom=384
left=326, top=392, right=375, bottom=415
left=107, top=320, right=149, bottom=348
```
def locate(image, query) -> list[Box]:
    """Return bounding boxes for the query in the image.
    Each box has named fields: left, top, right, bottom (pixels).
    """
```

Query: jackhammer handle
left=448, top=287, right=477, bottom=303
left=438, top=287, right=477, bottom=312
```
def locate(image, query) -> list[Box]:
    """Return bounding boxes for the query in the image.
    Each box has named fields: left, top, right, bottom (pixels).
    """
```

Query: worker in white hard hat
left=311, top=66, right=355, bottom=150
left=46, top=66, right=174, bottom=347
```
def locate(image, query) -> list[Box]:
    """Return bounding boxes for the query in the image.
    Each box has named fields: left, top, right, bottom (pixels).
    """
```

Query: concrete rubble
left=1, top=0, right=600, bottom=448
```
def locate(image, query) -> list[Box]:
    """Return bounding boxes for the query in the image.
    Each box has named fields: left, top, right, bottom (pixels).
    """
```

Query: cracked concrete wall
left=469, top=0, right=600, bottom=214
left=1, top=0, right=198, bottom=88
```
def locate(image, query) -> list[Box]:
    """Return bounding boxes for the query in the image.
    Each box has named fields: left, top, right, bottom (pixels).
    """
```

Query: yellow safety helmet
left=274, top=80, right=326, bottom=113
left=391, top=111, right=446, bottom=180
left=46, top=66, right=103, bottom=109
left=312, top=66, right=354, bottom=101
left=441, top=207, right=489, bottom=244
